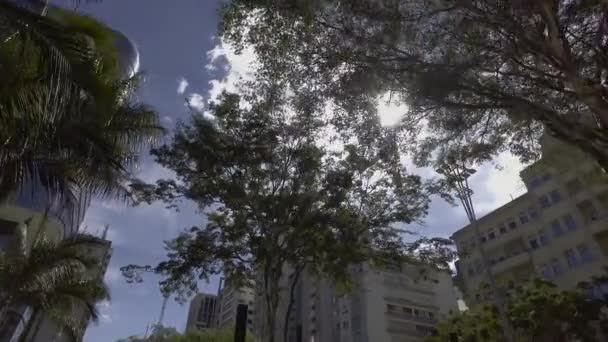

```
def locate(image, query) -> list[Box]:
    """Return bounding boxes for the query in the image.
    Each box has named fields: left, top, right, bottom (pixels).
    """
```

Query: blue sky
left=52, top=1, right=529, bottom=341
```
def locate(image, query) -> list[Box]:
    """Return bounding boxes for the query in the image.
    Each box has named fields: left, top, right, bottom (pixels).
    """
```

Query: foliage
left=117, top=325, right=255, bottom=342
left=220, top=0, right=608, bottom=170
left=0, top=1, right=163, bottom=209
left=124, top=75, right=454, bottom=341
left=428, top=278, right=608, bottom=342
left=0, top=226, right=110, bottom=341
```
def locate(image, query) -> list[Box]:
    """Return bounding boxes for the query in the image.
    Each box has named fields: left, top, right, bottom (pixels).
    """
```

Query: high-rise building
left=452, top=134, right=608, bottom=306
left=186, top=293, right=218, bottom=331
left=266, top=263, right=459, bottom=342
left=216, top=280, right=256, bottom=334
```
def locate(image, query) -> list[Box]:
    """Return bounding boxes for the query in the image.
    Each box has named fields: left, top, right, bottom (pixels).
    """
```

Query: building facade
left=452, top=135, right=608, bottom=305
left=185, top=293, right=218, bottom=331
left=274, top=263, right=459, bottom=342
left=216, top=280, right=256, bottom=334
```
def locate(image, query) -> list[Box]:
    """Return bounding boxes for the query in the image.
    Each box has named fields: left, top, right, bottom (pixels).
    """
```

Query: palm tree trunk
left=21, top=310, right=43, bottom=342
left=17, top=309, right=37, bottom=342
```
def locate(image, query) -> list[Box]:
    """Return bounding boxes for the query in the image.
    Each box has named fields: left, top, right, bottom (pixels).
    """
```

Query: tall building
left=268, top=263, right=459, bottom=342
left=186, top=293, right=218, bottom=331
left=452, top=134, right=608, bottom=305
left=216, top=280, right=256, bottom=334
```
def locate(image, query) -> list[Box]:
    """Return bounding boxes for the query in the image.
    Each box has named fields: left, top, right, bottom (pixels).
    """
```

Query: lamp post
left=437, top=156, right=515, bottom=342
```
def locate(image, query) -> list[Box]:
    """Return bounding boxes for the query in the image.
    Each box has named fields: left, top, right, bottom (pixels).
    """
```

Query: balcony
left=385, top=310, right=437, bottom=324
left=491, top=252, right=531, bottom=275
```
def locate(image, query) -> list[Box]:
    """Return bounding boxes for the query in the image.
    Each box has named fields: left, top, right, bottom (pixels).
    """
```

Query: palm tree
left=0, top=1, right=164, bottom=208
left=0, top=231, right=110, bottom=342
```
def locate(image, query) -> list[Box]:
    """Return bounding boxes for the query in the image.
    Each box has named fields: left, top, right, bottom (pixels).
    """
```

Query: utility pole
left=437, top=156, right=515, bottom=342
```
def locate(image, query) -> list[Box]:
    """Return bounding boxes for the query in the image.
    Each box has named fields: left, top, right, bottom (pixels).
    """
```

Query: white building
left=267, top=263, right=459, bottom=342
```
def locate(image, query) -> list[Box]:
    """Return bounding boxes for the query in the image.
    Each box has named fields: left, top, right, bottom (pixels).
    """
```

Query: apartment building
left=216, top=280, right=256, bottom=334
left=452, top=134, right=608, bottom=305
left=186, top=293, right=218, bottom=331
left=276, top=263, right=458, bottom=342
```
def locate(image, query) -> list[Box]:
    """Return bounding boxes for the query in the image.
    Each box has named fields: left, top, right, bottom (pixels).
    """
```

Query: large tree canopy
left=220, top=0, right=608, bottom=169
left=428, top=278, right=608, bottom=342
left=124, top=76, right=454, bottom=341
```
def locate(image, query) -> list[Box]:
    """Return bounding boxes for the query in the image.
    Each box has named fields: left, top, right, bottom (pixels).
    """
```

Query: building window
left=499, top=225, right=507, bottom=234
left=541, top=264, right=552, bottom=279
left=550, top=190, right=562, bottom=204
left=577, top=244, right=595, bottom=263
left=490, top=259, right=497, bottom=265
left=551, top=220, right=563, bottom=237
left=528, top=207, right=539, bottom=219
left=565, top=248, right=579, bottom=268
left=551, top=259, right=564, bottom=276
left=386, top=304, right=396, bottom=312
left=488, top=230, right=496, bottom=240
left=563, top=214, right=578, bottom=231
left=565, top=178, right=583, bottom=197
left=538, top=229, right=550, bottom=246
left=413, top=309, right=420, bottom=317
left=519, top=214, right=529, bottom=225
left=542, top=173, right=552, bottom=182
left=529, top=238, right=539, bottom=250
left=539, top=195, right=551, bottom=209
left=342, top=321, right=348, bottom=328
left=403, top=307, right=413, bottom=314
left=577, top=200, right=599, bottom=223
left=509, top=221, right=517, bottom=229
left=530, top=177, right=541, bottom=189
left=480, top=236, right=487, bottom=243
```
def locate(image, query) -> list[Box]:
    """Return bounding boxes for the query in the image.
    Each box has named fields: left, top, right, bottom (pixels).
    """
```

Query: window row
left=386, top=304, right=435, bottom=320
left=539, top=243, right=596, bottom=279
left=528, top=173, right=552, bottom=189
left=529, top=214, right=578, bottom=249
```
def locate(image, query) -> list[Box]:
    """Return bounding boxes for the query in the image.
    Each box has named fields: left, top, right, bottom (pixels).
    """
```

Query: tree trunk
left=283, top=266, right=303, bottom=342
left=263, top=262, right=282, bottom=342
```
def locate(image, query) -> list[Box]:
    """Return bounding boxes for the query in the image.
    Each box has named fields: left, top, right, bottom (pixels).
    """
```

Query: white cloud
left=186, top=93, right=205, bottom=111
left=177, top=77, right=189, bottom=95
left=204, top=42, right=257, bottom=102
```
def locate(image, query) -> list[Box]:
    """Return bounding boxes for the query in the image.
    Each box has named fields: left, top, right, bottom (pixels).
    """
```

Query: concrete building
left=452, top=134, right=608, bottom=305
left=216, top=280, right=256, bottom=334
left=271, top=263, right=459, bottom=342
left=185, top=293, right=218, bottom=331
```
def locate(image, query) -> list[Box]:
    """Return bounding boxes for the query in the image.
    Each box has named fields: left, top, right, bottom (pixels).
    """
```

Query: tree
left=220, top=0, right=608, bottom=170
left=124, top=76, right=452, bottom=342
left=0, top=226, right=110, bottom=342
left=428, top=278, right=608, bottom=342
left=0, top=2, right=163, bottom=208
left=117, top=326, right=256, bottom=342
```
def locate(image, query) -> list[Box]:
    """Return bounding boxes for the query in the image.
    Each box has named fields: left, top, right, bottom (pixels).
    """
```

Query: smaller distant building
left=186, top=293, right=218, bottom=331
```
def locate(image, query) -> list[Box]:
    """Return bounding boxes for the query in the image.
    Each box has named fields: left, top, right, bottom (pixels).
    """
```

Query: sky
left=50, top=1, right=529, bottom=341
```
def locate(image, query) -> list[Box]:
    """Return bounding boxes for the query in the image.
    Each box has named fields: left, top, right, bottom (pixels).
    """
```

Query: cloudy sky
left=58, top=1, right=528, bottom=341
